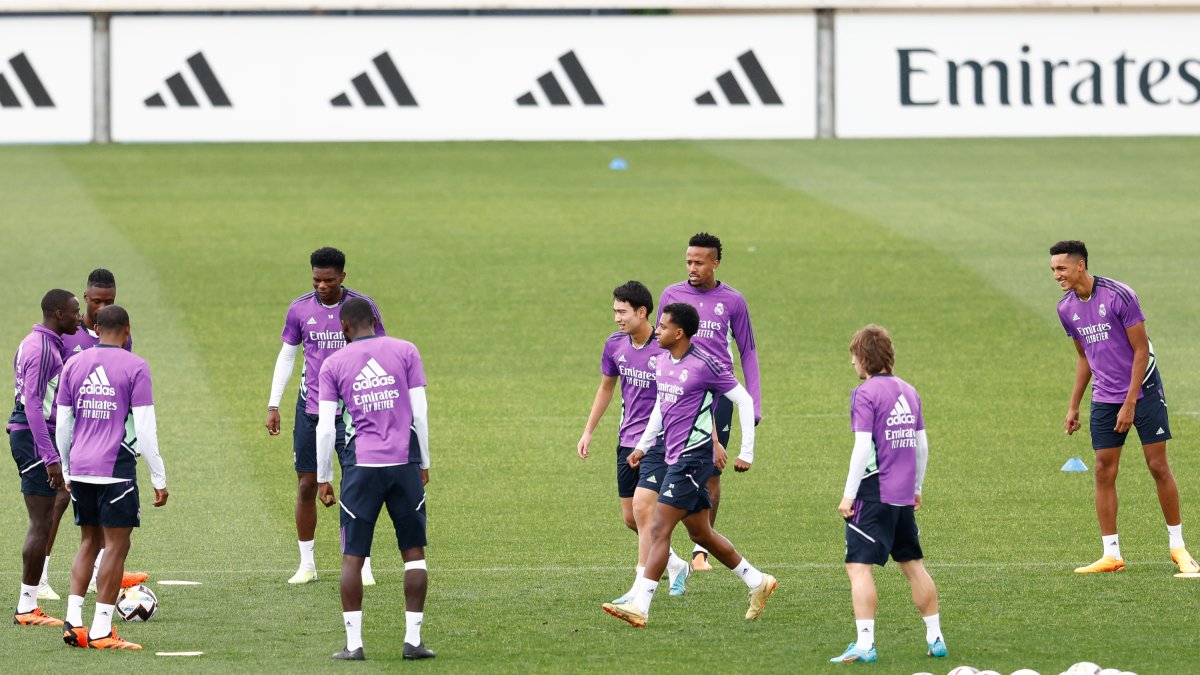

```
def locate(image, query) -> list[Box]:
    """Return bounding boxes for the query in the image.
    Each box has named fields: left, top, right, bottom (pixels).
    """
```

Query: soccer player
left=658, top=232, right=760, bottom=570
left=1050, top=240, right=1198, bottom=575
left=314, top=298, right=433, bottom=660
left=603, top=303, right=775, bottom=628
left=60, top=268, right=146, bottom=598
left=55, top=305, right=168, bottom=650
left=265, top=247, right=386, bottom=585
left=9, top=289, right=79, bottom=626
left=577, top=281, right=689, bottom=602
left=829, top=324, right=944, bottom=664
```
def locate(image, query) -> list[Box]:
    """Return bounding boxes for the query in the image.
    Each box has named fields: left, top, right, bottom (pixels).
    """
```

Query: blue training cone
left=609, top=157, right=628, bottom=170
left=1061, top=457, right=1088, bottom=472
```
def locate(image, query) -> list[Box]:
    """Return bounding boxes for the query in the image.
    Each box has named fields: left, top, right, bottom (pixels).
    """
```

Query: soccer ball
left=947, top=667, right=978, bottom=675
left=116, top=584, right=158, bottom=621
left=1011, top=670, right=1042, bottom=675
left=1069, top=663, right=1101, bottom=675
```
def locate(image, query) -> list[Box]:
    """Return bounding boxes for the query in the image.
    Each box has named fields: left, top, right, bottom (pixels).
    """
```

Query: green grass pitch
left=1, top=138, right=1199, bottom=673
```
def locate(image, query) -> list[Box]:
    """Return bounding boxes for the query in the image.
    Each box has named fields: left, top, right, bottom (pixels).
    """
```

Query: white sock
left=67, top=595, right=85, bottom=626
left=633, top=578, right=658, bottom=615
left=298, top=540, right=315, bottom=570
left=1168, top=523, right=1185, bottom=550
left=731, top=557, right=764, bottom=589
left=667, top=549, right=686, bottom=572
left=855, top=619, right=875, bottom=649
left=692, top=544, right=708, bottom=556
left=405, top=611, right=424, bottom=647
left=923, top=613, right=943, bottom=644
left=89, top=603, right=114, bottom=640
left=625, top=566, right=645, bottom=596
left=343, top=610, right=363, bottom=651
left=90, top=549, right=105, bottom=586
left=1102, top=534, right=1122, bottom=560
left=40, top=556, right=50, bottom=585
left=363, top=556, right=374, bottom=577
left=17, top=584, right=38, bottom=613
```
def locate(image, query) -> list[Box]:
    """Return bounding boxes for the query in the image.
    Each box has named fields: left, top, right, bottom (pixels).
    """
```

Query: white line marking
left=157, top=580, right=202, bottom=586
left=156, top=651, right=204, bottom=656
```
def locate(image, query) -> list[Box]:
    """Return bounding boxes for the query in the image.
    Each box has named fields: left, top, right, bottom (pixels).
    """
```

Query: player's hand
left=1115, top=401, right=1135, bottom=433
left=914, top=494, right=923, bottom=511
left=420, top=469, right=429, bottom=486
left=734, top=458, right=752, bottom=473
left=838, top=497, right=855, bottom=518
left=265, top=409, right=281, bottom=436
left=46, top=463, right=64, bottom=490
left=318, top=482, right=336, bottom=507
left=1064, top=408, right=1081, bottom=435
left=577, top=433, right=591, bottom=460
left=713, top=441, right=728, bottom=470
left=627, top=448, right=645, bottom=469
left=153, top=487, right=169, bottom=507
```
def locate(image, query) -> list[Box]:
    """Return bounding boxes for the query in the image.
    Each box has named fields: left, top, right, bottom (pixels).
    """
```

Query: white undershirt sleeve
left=409, top=387, right=429, bottom=469
left=316, top=400, right=337, bottom=483
left=914, top=429, right=929, bottom=496
left=268, top=343, right=299, bottom=408
left=722, top=384, right=756, bottom=463
left=635, top=401, right=663, bottom=451
left=55, top=405, right=75, bottom=481
left=843, top=431, right=875, bottom=500
left=133, top=405, right=167, bottom=490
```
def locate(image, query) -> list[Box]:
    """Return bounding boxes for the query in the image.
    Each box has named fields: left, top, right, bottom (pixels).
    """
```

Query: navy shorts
left=71, top=480, right=140, bottom=528
left=339, top=464, right=427, bottom=557
left=9, top=429, right=58, bottom=498
left=293, top=397, right=346, bottom=473
left=636, top=444, right=669, bottom=492
left=657, top=460, right=716, bottom=514
left=616, top=445, right=638, bottom=498
left=844, top=500, right=922, bottom=567
left=1089, top=369, right=1172, bottom=450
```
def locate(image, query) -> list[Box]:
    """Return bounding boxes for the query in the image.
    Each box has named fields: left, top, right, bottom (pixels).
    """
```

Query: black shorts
left=844, top=500, right=923, bottom=567
left=657, top=460, right=716, bottom=514
left=71, top=480, right=140, bottom=528
left=293, top=396, right=346, bottom=473
left=636, top=444, right=669, bottom=493
left=1089, top=369, right=1172, bottom=450
left=9, top=429, right=58, bottom=498
left=616, top=445, right=638, bottom=498
left=339, top=464, right=427, bottom=557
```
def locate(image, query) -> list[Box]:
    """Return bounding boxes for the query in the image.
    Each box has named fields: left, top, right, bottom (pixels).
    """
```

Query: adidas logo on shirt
left=1072, top=313, right=1081, bottom=321
left=886, top=394, right=915, bottom=426
left=79, top=366, right=116, bottom=396
left=72, top=345, right=82, bottom=352
left=352, top=358, right=396, bottom=391
left=307, top=317, right=317, bottom=325
left=618, top=355, right=626, bottom=363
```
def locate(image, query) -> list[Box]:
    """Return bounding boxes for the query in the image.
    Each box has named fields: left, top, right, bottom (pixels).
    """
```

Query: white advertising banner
left=111, top=15, right=814, bottom=142
left=836, top=12, right=1200, bottom=138
left=0, top=18, right=91, bottom=143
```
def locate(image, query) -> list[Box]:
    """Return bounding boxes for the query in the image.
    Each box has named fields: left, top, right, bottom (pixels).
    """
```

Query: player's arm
left=731, top=302, right=762, bottom=423
left=629, top=400, right=663, bottom=469
left=315, top=399, right=338, bottom=506
left=133, top=405, right=168, bottom=506
left=54, top=404, right=75, bottom=483
left=712, top=420, right=727, bottom=470
left=1065, top=339, right=1092, bottom=436
left=265, top=342, right=300, bottom=435
left=838, top=431, right=874, bottom=517
left=21, top=354, right=63, bottom=487
left=722, top=384, right=756, bottom=472
left=577, top=375, right=617, bottom=459
left=913, top=429, right=929, bottom=510
left=1116, top=321, right=1150, bottom=434
left=410, top=386, right=430, bottom=485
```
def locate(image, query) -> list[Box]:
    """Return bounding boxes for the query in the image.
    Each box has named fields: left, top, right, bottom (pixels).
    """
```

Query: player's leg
left=602, top=500, right=687, bottom=626
left=679, top=509, right=776, bottom=620
left=88, top=478, right=142, bottom=650
left=1132, top=380, right=1198, bottom=572
left=893, top=506, right=945, bottom=658
left=290, top=400, right=320, bottom=583
left=332, top=465, right=390, bottom=660
left=38, top=487, right=71, bottom=600
left=828, top=563, right=880, bottom=663
left=387, top=464, right=434, bottom=659
left=1077, top=401, right=1127, bottom=572
left=15, top=492, right=62, bottom=625
left=694, top=399, right=733, bottom=570
left=630, top=448, right=688, bottom=599
left=64, top=522, right=103, bottom=648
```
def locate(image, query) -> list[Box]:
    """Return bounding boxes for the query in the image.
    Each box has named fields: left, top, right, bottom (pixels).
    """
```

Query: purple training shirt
left=600, top=331, right=665, bottom=447
left=658, top=281, right=760, bottom=420
left=7, top=324, right=65, bottom=465
left=850, top=374, right=924, bottom=506
left=318, top=336, right=426, bottom=466
left=1057, top=276, right=1152, bottom=405
left=281, top=289, right=385, bottom=414
left=653, top=346, right=739, bottom=464
left=57, top=346, right=153, bottom=481
left=62, top=326, right=132, bottom=360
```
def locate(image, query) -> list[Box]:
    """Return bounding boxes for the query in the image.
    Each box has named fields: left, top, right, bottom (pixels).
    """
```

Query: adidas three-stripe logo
left=696, top=50, right=782, bottom=106
left=352, top=358, right=396, bottom=391
left=79, top=366, right=116, bottom=396
left=145, top=52, right=231, bottom=108
left=0, top=53, right=53, bottom=108
left=886, top=394, right=915, bottom=426
left=331, top=52, right=417, bottom=108
left=516, top=51, right=602, bottom=107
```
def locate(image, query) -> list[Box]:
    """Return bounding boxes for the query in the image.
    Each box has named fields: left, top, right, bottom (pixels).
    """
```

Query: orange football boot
left=1074, top=555, right=1125, bottom=574
left=63, top=623, right=89, bottom=648
left=692, top=551, right=713, bottom=572
left=13, top=607, right=64, bottom=626
left=89, top=627, right=142, bottom=650
left=120, top=572, right=149, bottom=589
